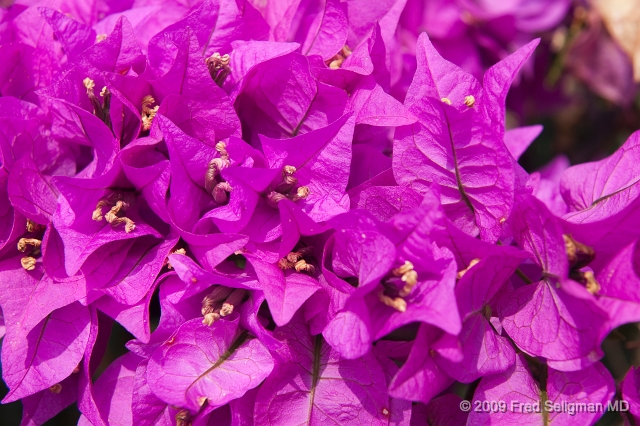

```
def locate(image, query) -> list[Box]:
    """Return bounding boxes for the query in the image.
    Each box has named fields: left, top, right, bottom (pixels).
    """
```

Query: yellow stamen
left=176, top=410, right=191, bottom=426
left=278, top=258, right=294, bottom=270
left=392, top=260, right=414, bottom=276
left=83, top=78, right=95, bottom=94
left=329, top=58, right=344, bottom=69
left=26, top=219, right=43, bottom=233
left=202, top=286, right=233, bottom=314
left=464, top=95, right=475, bottom=107
left=141, top=95, right=158, bottom=131
left=267, top=191, right=287, bottom=208
left=21, top=256, right=36, bottom=271
left=206, top=52, right=230, bottom=70
left=457, top=258, right=481, bottom=279
left=378, top=290, right=407, bottom=312
left=441, top=97, right=452, bottom=105
left=326, top=45, right=352, bottom=69
left=292, top=186, right=310, bottom=201
left=109, top=216, right=136, bottom=233
left=166, top=248, right=186, bottom=269
left=104, top=200, right=128, bottom=223
left=294, top=259, right=315, bottom=274
left=92, top=200, right=109, bottom=221
left=202, top=312, right=220, bottom=326
left=584, top=271, right=601, bottom=295
left=215, top=142, right=229, bottom=160
left=399, top=270, right=418, bottom=297
left=17, top=238, right=41, bottom=252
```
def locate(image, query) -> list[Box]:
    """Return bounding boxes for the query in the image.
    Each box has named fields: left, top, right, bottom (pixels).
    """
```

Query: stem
left=515, top=268, right=534, bottom=284
left=539, top=363, right=549, bottom=426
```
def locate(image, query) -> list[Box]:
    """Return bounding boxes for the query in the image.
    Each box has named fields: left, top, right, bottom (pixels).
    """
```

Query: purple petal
left=147, top=317, right=274, bottom=412
left=2, top=302, right=90, bottom=403
left=254, top=315, right=392, bottom=425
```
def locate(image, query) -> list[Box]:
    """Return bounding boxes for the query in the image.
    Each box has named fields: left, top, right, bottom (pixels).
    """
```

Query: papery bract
left=1, top=302, right=90, bottom=403
left=469, top=355, right=615, bottom=425
left=254, top=315, right=393, bottom=425
left=147, top=316, right=274, bottom=412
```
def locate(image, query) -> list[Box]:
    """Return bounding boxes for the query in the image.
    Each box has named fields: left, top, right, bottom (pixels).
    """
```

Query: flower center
left=278, top=247, right=316, bottom=274
left=164, top=245, right=187, bottom=270
left=206, top=52, right=231, bottom=87
left=201, top=286, right=247, bottom=326
left=326, top=45, right=352, bottom=69
left=456, top=258, right=480, bottom=279
left=175, top=409, right=192, bottom=426
left=378, top=260, right=419, bottom=312
left=92, top=193, right=136, bottom=233
left=464, top=95, right=475, bottom=107
left=83, top=78, right=112, bottom=131
left=266, top=166, right=310, bottom=208
left=17, top=220, right=46, bottom=271
left=204, top=142, right=233, bottom=204
left=563, top=234, right=600, bottom=294
left=141, top=95, right=159, bottom=131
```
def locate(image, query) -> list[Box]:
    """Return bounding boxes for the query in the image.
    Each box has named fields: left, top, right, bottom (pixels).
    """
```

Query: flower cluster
left=0, top=1, right=639, bottom=426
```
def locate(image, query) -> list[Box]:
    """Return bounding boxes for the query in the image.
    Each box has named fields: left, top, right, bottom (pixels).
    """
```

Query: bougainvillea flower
left=244, top=251, right=320, bottom=327
left=561, top=129, right=640, bottom=223
left=321, top=202, right=460, bottom=359
left=469, top=354, right=615, bottom=425
left=565, top=8, right=637, bottom=107
left=77, top=352, right=141, bottom=426
left=429, top=217, right=526, bottom=382
left=1, top=301, right=90, bottom=403
left=235, top=52, right=348, bottom=145
left=500, top=195, right=609, bottom=370
left=52, top=158, right=165, bottom=276
left=393, top=33, right=538, bottom=242
left=587, top=239, right=640, bottom=332
left=147, top=316, right=274, bottom=412
left=21, top=372, right=79, bottom=426
left=387, top=323, right=456, bottom=404
left=254, top=314, right=400, bottom=425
